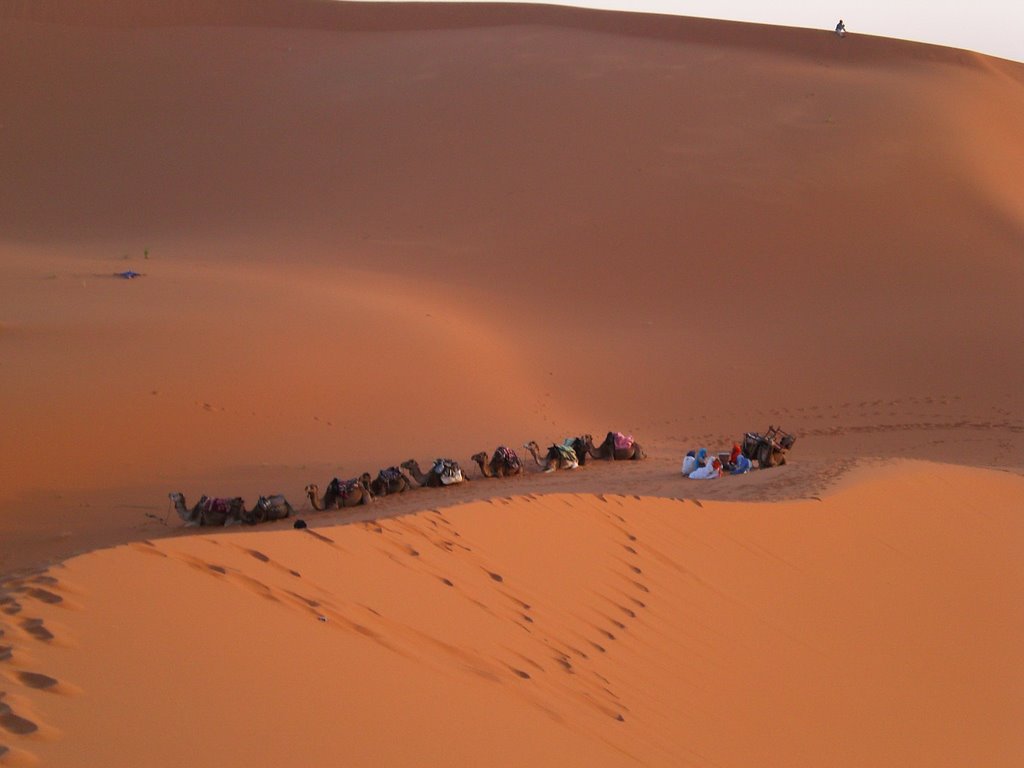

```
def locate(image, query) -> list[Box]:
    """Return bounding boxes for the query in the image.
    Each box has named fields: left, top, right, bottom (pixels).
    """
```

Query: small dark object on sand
left=116, top=270, right=143, bottom=279
left=293, top=519, right=307, bottom=529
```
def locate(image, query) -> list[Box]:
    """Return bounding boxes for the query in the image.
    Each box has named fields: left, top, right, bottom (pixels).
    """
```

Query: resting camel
left=401, top=458, right=466, bottom=487
left=305, top=477, right=373, bottom=510
left=562, top=436, right=592, bottom=465
left=586, top=432, right=646, bottom=461
left=523, top=441, right=579, bottom=473
left=242, top=494, right=294, bottom=524
left=470, top=446, right=524, bottom=478
left=361, top=467, right=413, bottom=497
left=169, top=492, right=245, bottom=527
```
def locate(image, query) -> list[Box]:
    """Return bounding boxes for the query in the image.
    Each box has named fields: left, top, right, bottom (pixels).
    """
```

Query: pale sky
left=384, top=1, right=1024, bottom=63
left=564, top=0, right=1023, bottom=63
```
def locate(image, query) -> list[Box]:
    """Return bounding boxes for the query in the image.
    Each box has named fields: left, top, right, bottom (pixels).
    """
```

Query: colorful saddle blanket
left=495, top=446, right=521, bottom=471
left=432, top=459, right=464, bottom=485
left=328, top=477, right=361, bottom=499
left=256, top=494, right=288, bottom=511
left=378, top=467, right=404, bottom=485
left=612, top=432, right=634, bottom=451
left=201, top=497, right=237, bottom=516
left=551, top=444, right=578, bottom=465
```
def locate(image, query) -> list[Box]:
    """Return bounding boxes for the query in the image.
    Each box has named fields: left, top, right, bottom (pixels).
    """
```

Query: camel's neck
left=307, top=491, right=324, bottom=511
left=526, top=448, right=544, bottom=467
left=408, top=465, right=429, bottom=485
left=474, top=459, right=494, bottom=478
left=172, top=496, right=196, bottom=522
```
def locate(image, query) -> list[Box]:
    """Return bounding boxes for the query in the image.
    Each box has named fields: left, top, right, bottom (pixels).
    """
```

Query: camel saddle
left=495, top=446, right=521, bottom=470
left=378, top=467, right=404, bottom=484
left=551, top=444, right=578, bottom=463
left=201, top=497, right=237, bottom=515
left=611, top=432, right=634, bottom=451
left=328, top=477, right=361, bottom=499
left=432, top=459, right=463, bottom=485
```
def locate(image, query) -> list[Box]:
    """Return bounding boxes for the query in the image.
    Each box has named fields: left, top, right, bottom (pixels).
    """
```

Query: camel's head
left=582, top=434, right=595, bottom=450
left=304, top=483, right=318, bottom=497
left=524, top=441, right=539, bottom=453
left=400, top=459, right=418, bottom=472
left=470, top=451, right=488, bottom=465
left=359, top=472, right=372, bottom=486
left=168, top=491, right=183, bottom=503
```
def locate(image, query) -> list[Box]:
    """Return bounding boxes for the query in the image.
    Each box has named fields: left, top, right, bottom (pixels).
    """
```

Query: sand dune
left=1, top=2, right=1023, bottom=762
left=2, top=462, right=1022, bottom=766
left=2, top=1, right=1022, bottom=575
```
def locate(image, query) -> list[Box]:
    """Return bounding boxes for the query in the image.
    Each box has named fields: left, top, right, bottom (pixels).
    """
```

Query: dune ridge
left=2, top=0, right=1023, bottom=574
left=1, top=462, right=1022, bottom=766
left=2, top=4, right=1023, bottom=760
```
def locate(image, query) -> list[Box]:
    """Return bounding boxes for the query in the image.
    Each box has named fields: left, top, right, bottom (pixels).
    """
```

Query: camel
left=586, top=432, right=646, bottom=461
left=470, top=446, right=524, bottom=478
left=242, top=494, right=294, bottom=524
left=360, top=467, right=412, bottom=497
left=305, top=477, right=373, bottom=510
left=523, top=441, right=579, bottom=473
left=168, top=492, right=245, bottom=527
left=563, top=436, right=593, bottom=465
left=400, top=458, right=466, bottom=487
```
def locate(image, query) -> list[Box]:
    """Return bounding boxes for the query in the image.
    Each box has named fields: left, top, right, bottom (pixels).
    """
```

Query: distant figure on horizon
left=835, top=19, right=847, bottom=38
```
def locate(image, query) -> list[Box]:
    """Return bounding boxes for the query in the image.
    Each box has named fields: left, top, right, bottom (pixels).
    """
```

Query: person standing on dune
left=835, top=19, right=847, bottom=37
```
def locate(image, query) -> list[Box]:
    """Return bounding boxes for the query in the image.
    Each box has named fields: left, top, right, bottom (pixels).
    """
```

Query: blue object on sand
left=116, top=270, right=142, bottom=279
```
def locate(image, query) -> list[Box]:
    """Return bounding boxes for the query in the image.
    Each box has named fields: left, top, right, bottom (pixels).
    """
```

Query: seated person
left=681, top=447, right=709, bottom=476
left=689, top=457, right=722, bottom=480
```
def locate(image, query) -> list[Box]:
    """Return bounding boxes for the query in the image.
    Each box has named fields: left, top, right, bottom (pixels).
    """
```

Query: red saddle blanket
left=612, top=432, right=634, bottom=451
left=202, top=497, right=234, bottom=516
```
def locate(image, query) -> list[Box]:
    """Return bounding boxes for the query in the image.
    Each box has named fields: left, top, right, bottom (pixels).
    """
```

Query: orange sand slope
left=2, top=0, right=1024, bottom=574
left=2, top=461, right=1022, bottom=767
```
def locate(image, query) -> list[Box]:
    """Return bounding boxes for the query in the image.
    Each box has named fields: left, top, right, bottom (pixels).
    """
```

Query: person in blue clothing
left=835, top=19, right=847, bottom=37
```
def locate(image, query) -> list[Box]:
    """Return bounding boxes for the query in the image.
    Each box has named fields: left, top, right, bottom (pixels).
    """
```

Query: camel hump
left=495, top=446, right=521, bottom=469
left=432, top=458, right=463, bottom=484
left=203, top=497, right=234, bottom=515
left=612, top=432, right=634, bottom=450
left=551, top=444, right=577, bottom=463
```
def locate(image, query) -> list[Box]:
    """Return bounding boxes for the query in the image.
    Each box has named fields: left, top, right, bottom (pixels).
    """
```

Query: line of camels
left=169, top=432, right=645, bottom=527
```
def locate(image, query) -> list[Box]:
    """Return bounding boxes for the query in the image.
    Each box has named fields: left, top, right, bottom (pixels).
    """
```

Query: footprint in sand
left=16, top=672, right=59, bottom=690
left=0, top=698, right=38, bottom=736
left=0, top=596, right=21, bottom=615
left=24, top=588, right=62, bottom=605
left=20, top=618, right=53, bottom=642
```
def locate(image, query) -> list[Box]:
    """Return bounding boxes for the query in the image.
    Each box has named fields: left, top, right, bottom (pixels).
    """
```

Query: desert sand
left=1, top=0, right=1023, bottom=765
